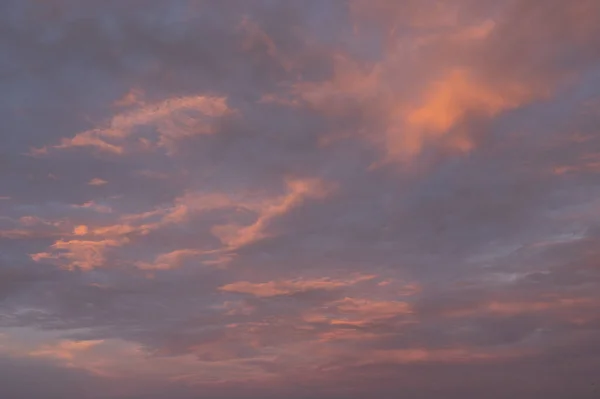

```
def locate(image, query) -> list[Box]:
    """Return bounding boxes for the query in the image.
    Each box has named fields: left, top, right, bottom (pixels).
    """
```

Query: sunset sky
left=1, top=1, right=600, bottom=398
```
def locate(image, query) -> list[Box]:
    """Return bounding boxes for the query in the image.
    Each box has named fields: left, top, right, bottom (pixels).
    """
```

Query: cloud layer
left=2, top=1, right=600, bottom=398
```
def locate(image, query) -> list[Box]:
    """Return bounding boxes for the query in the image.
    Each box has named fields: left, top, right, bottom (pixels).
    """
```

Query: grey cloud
left=2, top=0, right=600, bottom=398
left=0, top=355, right=100, bottom=399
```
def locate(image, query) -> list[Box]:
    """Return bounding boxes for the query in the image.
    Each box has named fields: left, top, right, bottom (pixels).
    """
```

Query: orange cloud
left=37, top=95, right=232, bottom=155
left=26, top=176, right=334, bottom=272
left=553, top=152, right=600, bottom=175
left=304, top=297, right=413, bottom=337
left=88, top=178, right=108, bottom=186
left=394, top=68, right=531, bottom=157
left=0, top=229, right=41, bottom=239
left=239, top=17, right=277, bottom=59
left=30, top=340, right=104, bottom=361
left=359, top=347, right=524, bottom=366
left=286, top=1, right=576, bottom=166
left=334, top=297, right=412, bottom=318
left=220, top=275, right=375, bottom=297
left=443, top=297, right=596, bottom=318
left=73, top=225, right=89, bottom=236
left=31, top=238, right=127, bottom=271
left=211, top=178, right=335, bottom=249
left=71, top=201, right=113, bottom=213
left=85, top=181, right=317, bottom=248
left=292, top=54, right=381, bottom=117
left=113, top=88, right=144, bottom=108
left=0, top=216, right=68, bottom=239
left=294, top=53, right=537, bottom=163
left=135, top=249, right=204, bottom=270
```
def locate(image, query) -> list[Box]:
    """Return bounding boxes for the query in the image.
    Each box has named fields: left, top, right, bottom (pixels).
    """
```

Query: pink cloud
left=31, top=238, right=127, bottom=271
left=88, top=178, right=108, bottom=186
left=220, top=275, right=375, bottom=297
left=35, top=95, right=233, bottom=155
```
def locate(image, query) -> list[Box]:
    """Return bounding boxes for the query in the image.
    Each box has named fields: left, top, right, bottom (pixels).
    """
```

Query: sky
left=1, top=1, right=600, bottom=398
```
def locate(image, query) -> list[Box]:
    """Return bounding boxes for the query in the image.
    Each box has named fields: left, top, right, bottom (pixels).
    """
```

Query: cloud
left=30, top=339, right=104, bottom=361
left=220, top=275, right=375, bottom=297
left=0, top=354, right=101, bottom=399
left=135, top=249, right=204, bottom=270
left=73, top=225, right=89, bottom=236
left=37, top=95, right=233, bottom=156
left=88, top=178, right=108, bottom=186
left=1, top=0, right=600, bottom=398
left=31, top=238, right=127, bottom=271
